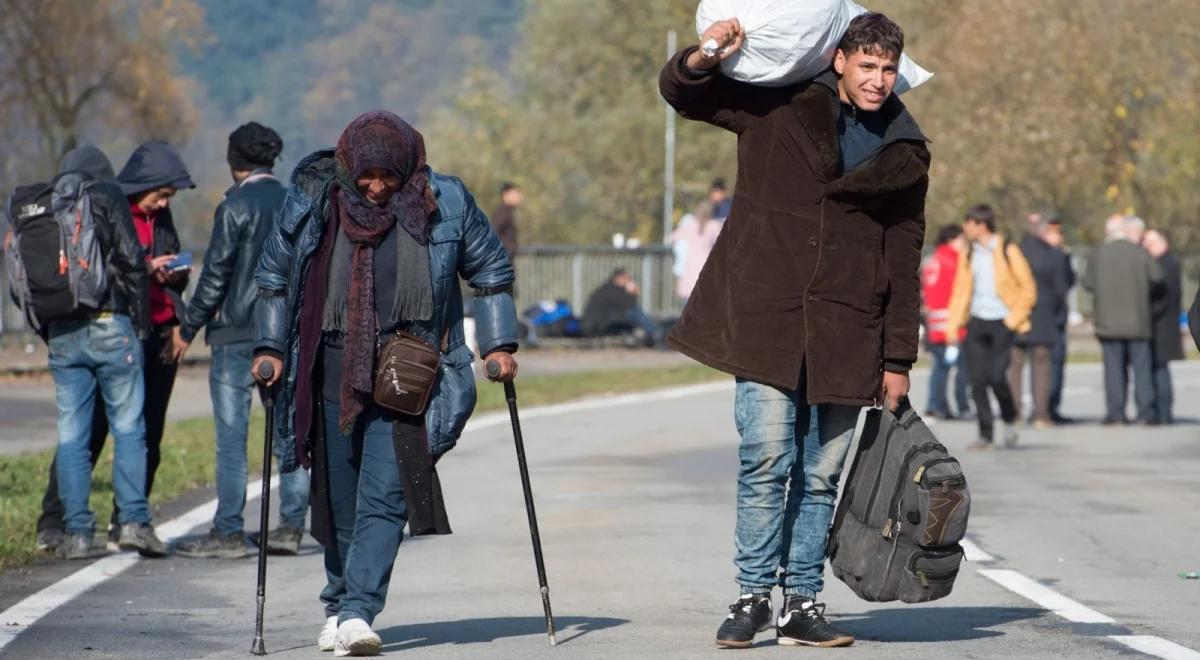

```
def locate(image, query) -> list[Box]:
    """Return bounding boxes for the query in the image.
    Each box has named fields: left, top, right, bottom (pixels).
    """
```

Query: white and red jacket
left=922, top=243, right=965, bottom=344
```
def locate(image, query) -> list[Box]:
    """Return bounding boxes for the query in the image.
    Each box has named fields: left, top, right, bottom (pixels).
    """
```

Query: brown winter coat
left=660, top=48, right=930, bottom=406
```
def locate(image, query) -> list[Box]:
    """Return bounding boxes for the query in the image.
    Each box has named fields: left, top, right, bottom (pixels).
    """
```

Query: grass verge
left=0, top=363, right=722, bottom=571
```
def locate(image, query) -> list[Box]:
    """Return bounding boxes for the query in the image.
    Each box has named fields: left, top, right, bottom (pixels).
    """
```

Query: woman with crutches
left=251, top=111, right=519, bottom=656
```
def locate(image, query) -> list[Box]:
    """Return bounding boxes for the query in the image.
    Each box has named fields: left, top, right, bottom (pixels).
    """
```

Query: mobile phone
left=166, top=251, right=192, bottom=272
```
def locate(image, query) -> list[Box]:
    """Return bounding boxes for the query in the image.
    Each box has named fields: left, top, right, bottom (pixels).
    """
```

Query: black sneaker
left=36, top=528, right=65, bottom=552
left=176, top=528, right=249, bottom=559
left=716, top=594, right=773, bottom=649
left=776, top=596, right=854, bottom=647
left=54, top=533, right=92, bottom=560
left=117, top=523, right=169, bottom=557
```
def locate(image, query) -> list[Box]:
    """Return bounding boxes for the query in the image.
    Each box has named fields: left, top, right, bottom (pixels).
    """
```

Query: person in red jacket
left=922, top=225, right=970, bottom=418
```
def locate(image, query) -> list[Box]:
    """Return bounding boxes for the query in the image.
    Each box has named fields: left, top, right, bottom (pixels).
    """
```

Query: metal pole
left=663, top=29, right=677, bottom=246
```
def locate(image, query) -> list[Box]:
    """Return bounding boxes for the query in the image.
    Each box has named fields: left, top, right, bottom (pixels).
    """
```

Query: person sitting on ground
left=251, top=111, right=518, bottom=656
left=581, top=268, right=662, bottom=346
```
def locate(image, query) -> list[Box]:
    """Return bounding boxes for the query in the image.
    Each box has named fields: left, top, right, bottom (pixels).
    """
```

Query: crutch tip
left=549, top=634, right=558, bottom=647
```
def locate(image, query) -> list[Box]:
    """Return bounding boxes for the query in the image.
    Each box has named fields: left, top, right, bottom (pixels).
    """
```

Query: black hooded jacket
left=56, top=146, right=150, bottom=338
left=116, top=141, right=192, bottom=303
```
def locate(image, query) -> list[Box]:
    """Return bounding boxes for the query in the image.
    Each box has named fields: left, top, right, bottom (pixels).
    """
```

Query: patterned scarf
left=330, top=111, right=439, bottom=434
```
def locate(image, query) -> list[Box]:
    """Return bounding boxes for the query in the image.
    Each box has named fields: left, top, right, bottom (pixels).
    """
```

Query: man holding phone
left=170, top=123, right=295, bottom=558
left=661, top=13, right=930, bottom=648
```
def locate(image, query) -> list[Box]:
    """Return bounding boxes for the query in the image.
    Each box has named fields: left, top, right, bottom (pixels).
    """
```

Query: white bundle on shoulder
left=695, top=0, right=933, bottom=93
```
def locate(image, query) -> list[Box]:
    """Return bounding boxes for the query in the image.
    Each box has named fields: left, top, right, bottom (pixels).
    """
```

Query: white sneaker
left=334, top=618, right=382, bottom=657
left=317, top=616, right=338, bottom=652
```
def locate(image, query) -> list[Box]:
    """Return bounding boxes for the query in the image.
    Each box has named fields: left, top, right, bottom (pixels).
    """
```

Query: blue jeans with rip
left=733, top=378, right=859, bottom=598
left=210, top=340, right=255, bottom=536
left=319, top=398, right=407, bottom=624
left=48, top=316, right=150, bottom=535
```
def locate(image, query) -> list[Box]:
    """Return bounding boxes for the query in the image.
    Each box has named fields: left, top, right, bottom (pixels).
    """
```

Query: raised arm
left=659, top=18, right=777, bottom=134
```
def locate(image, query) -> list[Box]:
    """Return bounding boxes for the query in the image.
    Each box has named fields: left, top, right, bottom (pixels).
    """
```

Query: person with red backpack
left=921, top=225, right=970, bottom=419
left=5, top=145, right=166, bottom=559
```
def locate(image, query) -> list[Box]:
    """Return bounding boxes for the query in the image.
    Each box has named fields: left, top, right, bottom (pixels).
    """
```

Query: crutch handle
left=485, top=360, right=501, bottom=379
left=256, top=361, right=276, bottom=382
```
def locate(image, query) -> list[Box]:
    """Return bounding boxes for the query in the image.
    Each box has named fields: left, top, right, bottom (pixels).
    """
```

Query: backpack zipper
left=882, top=442, right=944, bottom=537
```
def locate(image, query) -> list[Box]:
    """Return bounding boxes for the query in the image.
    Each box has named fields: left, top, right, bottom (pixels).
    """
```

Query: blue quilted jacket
left=254, top=150, right=518, bottom=470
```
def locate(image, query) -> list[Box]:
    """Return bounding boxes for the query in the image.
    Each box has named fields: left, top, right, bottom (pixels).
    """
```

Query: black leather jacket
left=92, top=182, right=151, bottom=337
left=180, top=170, right=285, bottom=344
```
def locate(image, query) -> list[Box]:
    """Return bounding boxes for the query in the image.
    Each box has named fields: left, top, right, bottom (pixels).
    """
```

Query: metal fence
left=511, top=245, right=683, bottom=319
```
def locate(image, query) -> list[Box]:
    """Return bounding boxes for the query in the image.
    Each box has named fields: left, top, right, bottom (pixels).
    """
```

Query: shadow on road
left=836, top=606, right=1043, bottom=642
left=378, top=615, right=628, bottom=650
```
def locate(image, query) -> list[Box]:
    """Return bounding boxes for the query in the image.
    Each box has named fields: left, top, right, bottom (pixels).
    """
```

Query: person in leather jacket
left=170, top=123, right=297, bottom=558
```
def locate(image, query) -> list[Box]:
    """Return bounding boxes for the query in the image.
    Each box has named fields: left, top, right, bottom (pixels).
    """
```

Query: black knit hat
left=227, top=122, right=283, bottom=171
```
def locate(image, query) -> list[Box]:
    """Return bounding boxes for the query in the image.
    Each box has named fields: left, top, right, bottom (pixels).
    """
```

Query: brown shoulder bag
left=373, top=331, right=442, bottom=416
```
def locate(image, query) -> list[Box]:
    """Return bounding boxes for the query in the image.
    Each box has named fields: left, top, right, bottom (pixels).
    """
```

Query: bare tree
left=0, top=0, right=204, bottom=179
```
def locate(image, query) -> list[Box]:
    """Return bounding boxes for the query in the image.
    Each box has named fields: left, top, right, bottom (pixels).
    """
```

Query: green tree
left=424, top=0, right=736, bottom=244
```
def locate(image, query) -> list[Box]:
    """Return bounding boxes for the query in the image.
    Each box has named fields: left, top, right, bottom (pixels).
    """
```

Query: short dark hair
left=964, top=204, right=996, bottom=232
left=935, top=225, right=963, bottom=246
left=501, top=181, right=519, bottom=193
left=837, top=12, right=904, bottom=60
left=710, top=178, right=726, bottom=192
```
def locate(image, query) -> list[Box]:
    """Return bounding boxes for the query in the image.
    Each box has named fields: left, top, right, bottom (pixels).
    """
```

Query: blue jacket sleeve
left=455, top=182, right=518, bottom=356
left=253, top=189, right=306, bottom=357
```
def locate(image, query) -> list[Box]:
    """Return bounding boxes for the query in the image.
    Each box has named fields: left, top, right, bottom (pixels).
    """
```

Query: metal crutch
left=250, top=360, right=276, bottom=656
left=486, top=359, right=557, bottom=646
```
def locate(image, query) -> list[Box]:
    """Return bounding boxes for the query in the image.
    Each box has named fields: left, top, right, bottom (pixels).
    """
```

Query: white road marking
left=960, top=537, right=995, bottom=562
left=0, top=475, right=277, bottom=651
left=0, top=380, right=736, bottom=650
left=978, top=568, right=1115, bottom=624
left=1110, top=636, right=1200, bottom=660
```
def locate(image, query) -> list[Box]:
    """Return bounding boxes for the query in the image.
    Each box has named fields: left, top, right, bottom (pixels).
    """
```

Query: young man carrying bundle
left=661, top=12, right=930, bottom=649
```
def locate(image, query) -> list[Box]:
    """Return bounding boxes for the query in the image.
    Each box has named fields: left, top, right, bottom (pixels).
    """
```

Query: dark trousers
left=965, top=318, right=1017, bottom=441
left=1048, top=330, right=1068, bottom=418
left=1099, top=338, right=1154, bottom=423
left=1152, top=361, right=1174, bottom=424
left=1010, top=344, right=1052, bottom=422
left=38, top=326, right=179, bottom=532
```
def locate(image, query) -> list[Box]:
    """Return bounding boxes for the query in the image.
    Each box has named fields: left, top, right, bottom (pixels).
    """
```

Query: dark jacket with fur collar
left=660, top=47, right=930, bottom=405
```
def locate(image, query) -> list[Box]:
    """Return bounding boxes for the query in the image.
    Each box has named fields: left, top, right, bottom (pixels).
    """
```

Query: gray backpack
left=827, top=402, right=970, bottom=603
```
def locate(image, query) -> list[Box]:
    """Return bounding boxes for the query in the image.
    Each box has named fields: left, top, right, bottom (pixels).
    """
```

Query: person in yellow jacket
left=946, top=204, right=1037, bottom=449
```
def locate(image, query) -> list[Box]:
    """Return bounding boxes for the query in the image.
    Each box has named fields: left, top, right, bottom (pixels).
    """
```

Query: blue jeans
left=278, top=467, right=310, bottom=530
left=925, top=343, right=970, bottom=416
left=320, top=399, right=407, bottom=624
left=733, top=378, right=859, bottom=598
left=210, top=340, right=254, bottom=535
left=48, top=316, right=150, bottom=535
